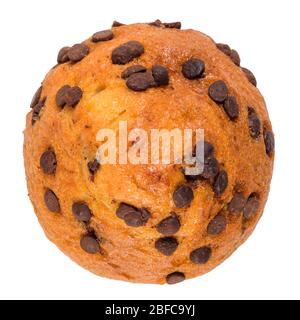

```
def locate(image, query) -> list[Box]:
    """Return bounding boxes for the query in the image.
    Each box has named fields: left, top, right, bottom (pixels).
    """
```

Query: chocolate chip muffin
left=24, top=20, right=274, bottom=284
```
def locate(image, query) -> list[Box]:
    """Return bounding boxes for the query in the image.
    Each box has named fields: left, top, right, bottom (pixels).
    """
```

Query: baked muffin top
left=24, top=21, right=274, bottom=284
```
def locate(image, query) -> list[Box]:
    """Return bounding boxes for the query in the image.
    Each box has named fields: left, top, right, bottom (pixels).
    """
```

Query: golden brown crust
left=24, top=23, right=274, bottom=284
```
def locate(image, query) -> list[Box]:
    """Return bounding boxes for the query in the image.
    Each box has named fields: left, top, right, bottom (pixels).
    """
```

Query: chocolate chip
left=32, top=98, right=46, bottom=125
left=191, top=142, right=218, bottom=179
left=126, top=71, right=156, bottom=91
left=173, top=185, right=194, bottom=208
left=116, top=203, right=137, bottom=219
left=213, top=170, right=228, bottom=196
left=182, top=58, right=205, bottom=80
left=30, top=86, right=42, bottom=108
left=112, top=41, right=144, bottom=65
left=123, top=208, right=151, bottom=227
left=88, top=159, right=100, bottom=175
left=56, top=85, right=71, bottom=108
left=56, top=85, right=82, bottom=108
left=64, top=86, right=83, bottom=107
left=112, top=21, right=124, bottom=27
left=152, top=65, right=169, bottom=86
left=121, top=65, right=147, bottom=79
left=264, top=129, right=275, bottom=156
left=67, top=44, right=89, bottom=63
left=243, top=194, right=260, bottom=219
left=155, top=237, right=178, bottom=256
left=242, top=67, right=257, bottom=87
left=164, top=22, right=181, bottom=29
left=207, top=213, right=227, bottom=235
left=57, top=46, right=70, bottom=64
left=116, top=203, right=150, bottom=227
left=201, top=157, right=220, bottom=179
left=149, top=19, right=162, bottom=27
left=140, top=208, right=151, bottom=223
left=190, top=246, right=212, bottom=264
left=80, top=235, right=100, bottom=254
left=228, top=193, right=247, bottom=214
left=223, top=96, right=240, bottom=120
left=185, top=151, right=219, bottom=181
left=194, top=141, right=215, bottom=160
left=92, top=30, right=114, bottom=43
left=166, top=272, right=185, bottom=284
left=149, top=20, right=181, bottom=29
left=208, top=80, right=228, bottom=103
left=156, top=213, right=180, bottom=236
left=40, top=150, right=57, bottom=175
left=204, top=141, right=215, bottom=159
left=184, top=173, right=199, bottom=182
left=44, top=189, right=60, bottom=213
left=72, top=202, right=92, bottom=222
left=230, top=49, right=241, bottom=66
left=248, top=107, right=261, bottom=139
left=216, top=43, right=232, bottom=56
left=216, top=44, right=241, bottom=66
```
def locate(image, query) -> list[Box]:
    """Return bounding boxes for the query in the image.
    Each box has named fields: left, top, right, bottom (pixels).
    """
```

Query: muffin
left=24, top=20, right=274, bottom=284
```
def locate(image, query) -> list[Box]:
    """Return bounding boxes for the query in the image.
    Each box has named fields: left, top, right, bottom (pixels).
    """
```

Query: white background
left=0, top=0, right=299, bottom=300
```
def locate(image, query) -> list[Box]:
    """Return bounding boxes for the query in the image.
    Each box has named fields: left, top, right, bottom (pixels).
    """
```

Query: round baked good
left=24, top=20, right=275, bottom=284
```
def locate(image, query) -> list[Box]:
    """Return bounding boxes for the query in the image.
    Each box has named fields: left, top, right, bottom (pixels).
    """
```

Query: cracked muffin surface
left=24, top=21, right=274, bottom=284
